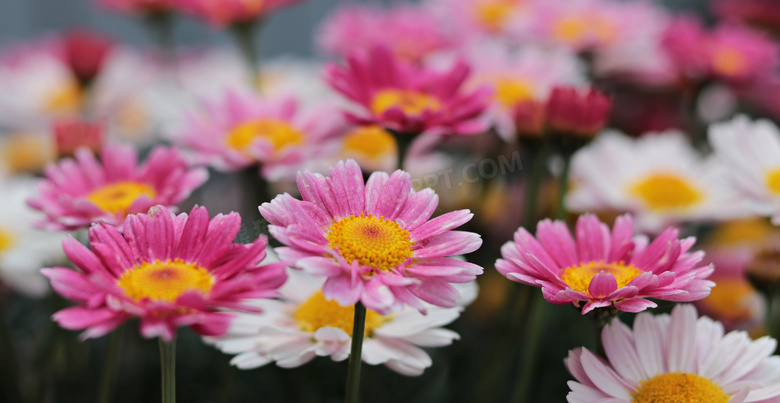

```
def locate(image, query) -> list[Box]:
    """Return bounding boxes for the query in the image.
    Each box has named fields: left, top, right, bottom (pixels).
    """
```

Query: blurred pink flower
left=53, top=118, right=105, bottom=158
left=98, top=0, right=176, bottom=15
left=496, top=214, right=715, bottom=314
left=28, top=144, right=208, bottom=231
left=546, top=86, right=611, bottom=138
left=177, top=0, right=305, bottom=27
left=708, top=24, right=779, bottom=84
left=60, top=30, right=113, bottom=85
left=318, top=3, right=454, bottom=64
left=259, top=159, right=483, bottom=314
left=661, top=16, right=711, bottom=81
left=428, top=0, right=533, bottom=40
left=43, top=205, right=287, bottom=341
left=465, top=44, right=584, bottom=141
left=172, top=90, right=344, bottom=179
left=325, top=46, right=491, bottom=137
left=714, top=0, right=780, bottom=32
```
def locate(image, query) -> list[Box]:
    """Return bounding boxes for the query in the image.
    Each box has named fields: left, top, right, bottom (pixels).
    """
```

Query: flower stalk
left=345, top=302, right=367, bottom=403
left=159, top=338, right=176, bottom=403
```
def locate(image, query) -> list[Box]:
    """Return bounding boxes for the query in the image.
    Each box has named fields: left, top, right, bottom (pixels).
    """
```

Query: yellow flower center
left=225, top=119, right=305, bottom=153
left=475, top=0, right=516, bottom=31
left=632, top=372, right=729, bottom=403
left=326, top=213, right=413, bottom=271
left=1, top=133, right=53, bottom=174
left=560, top=261, right=642, bottom=295
left=707, top=218, right=776, bottom=247
left=494, top=78, right=535, bottom=108
left=117, top=259, right=215, bottom=303
left=0, top=227, right=16, bottom=255
left=553, top=15, right=617, bottom=46
left=294, top=290, right=387, bottom=336
left=699, top=278, right=757, bottom=321
left=45, top=80, right=83, bottom=115
left=371, top=90, right=442, bottom=117
left=712, top=47, right=746, bottom=77
left=342, top=126, right=397, bottom=161
left=765, top=168, right=780, bottom=195
left=629, top=173, right=704, bottom=211
left=85, top=181, right=157, bottom=216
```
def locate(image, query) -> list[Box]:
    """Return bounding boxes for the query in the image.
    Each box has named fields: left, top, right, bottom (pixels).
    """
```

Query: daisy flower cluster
left=3, top=0, right=780, bottom=401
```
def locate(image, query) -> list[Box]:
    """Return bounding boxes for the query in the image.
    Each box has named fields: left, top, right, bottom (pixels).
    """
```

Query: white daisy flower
left=709, top=115, right=780, bottom=225
left=0, top=176, right=65, bottom=296
left=206, top=268, right=477, bottom=376
left=566, top=129, right=745, bottom=233
left=565, top=304, right=780, bottom=403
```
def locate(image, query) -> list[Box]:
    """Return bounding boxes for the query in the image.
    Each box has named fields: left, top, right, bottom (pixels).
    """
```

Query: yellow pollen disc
left=560, top=261, right=643, bottom=295
left=117, top=259, right=215, bottom=303
left=629, top=173, right=704, bottom=211
left=1, top=133, right=54, bottom=174
left=632, top=372, right=729, bottom=403
left=765, top=168, right=780, bottom=195
left=327, top=213, right=413, bottom=271
left=371, top=90, right=442, bottom=117
left=707, top=218, right=777, bottom=247
left=45, top=81, right=83, bottom=114
left=700, top=278, right=757, bottom=321
left=294, top=291, right=386, bottom=336
left=0, top=227, right=16, bottom=254
left=712, top=47, right=746, bottom=77
left=342, top=126, right=397, bottom=161
left=475, top=0, right=516, bottom=31
left=225, top=119, right=305, bottom=153
left=494, top=78, right=535, bottom=108
left=85, top=181, right=157, bottom=216
left=553, top=15, right=616, bottom=46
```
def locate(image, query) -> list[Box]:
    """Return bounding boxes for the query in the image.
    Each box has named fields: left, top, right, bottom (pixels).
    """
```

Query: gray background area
left=0, top=0, right=707, bottom=58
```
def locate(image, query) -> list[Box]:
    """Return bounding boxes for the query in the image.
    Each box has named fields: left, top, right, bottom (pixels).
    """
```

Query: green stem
left=555, top=152, right=573, bottom=220
left=588, top=307, right=620, bottom=358
left=345, top=302, right=366, bottom=403
left=0, top=303, right=23, bottom=403
left=767, top=290, right=780, bottom=346
left=389, top=130, right=414, bottom=171
left=159, top=338, right=176, bottom=403
left=231, top=21, right=262, bottom=90
left=97, top=327, right=124, bottom=403
left=510, top=293, right=547, bottom=403
left=522, top=142, right=550, bottom=230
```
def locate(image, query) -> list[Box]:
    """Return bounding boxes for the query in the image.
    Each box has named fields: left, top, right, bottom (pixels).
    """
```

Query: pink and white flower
left=565, top=304, right=780, bottom=402
left=259, top=159, right=483, bottom=314
left=42, top=205, right=288, bottom=341
left=207, top=268, right=477, bottom=376
left=496, top=214, right=715, bottom=314
left=28, top=144, right=208, bottom=231
left=325, top=46, right=492, bottom=137
left=171, top=90, right=344, bottom=179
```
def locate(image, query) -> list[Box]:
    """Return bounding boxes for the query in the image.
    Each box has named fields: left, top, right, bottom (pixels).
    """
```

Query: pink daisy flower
left=42, top=205, right=287, bottom=341
left=661, top=16, right=713, bottom=81
left=177, top=0, right=305, bottom=28
left=172, top=90, right=344, bottom=180
left=318, top=3, right=455, bottom=64
left=565, top=304, right=780, bottom=402
left=28, top=144, right=208, bottom=231
left=428, top=0, right=534, bottom=41
left=325, top=46, right=492, bottom=137
left=259, top=159, right=483, bottom=314
left=496, top=214, right=715, bottom=314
